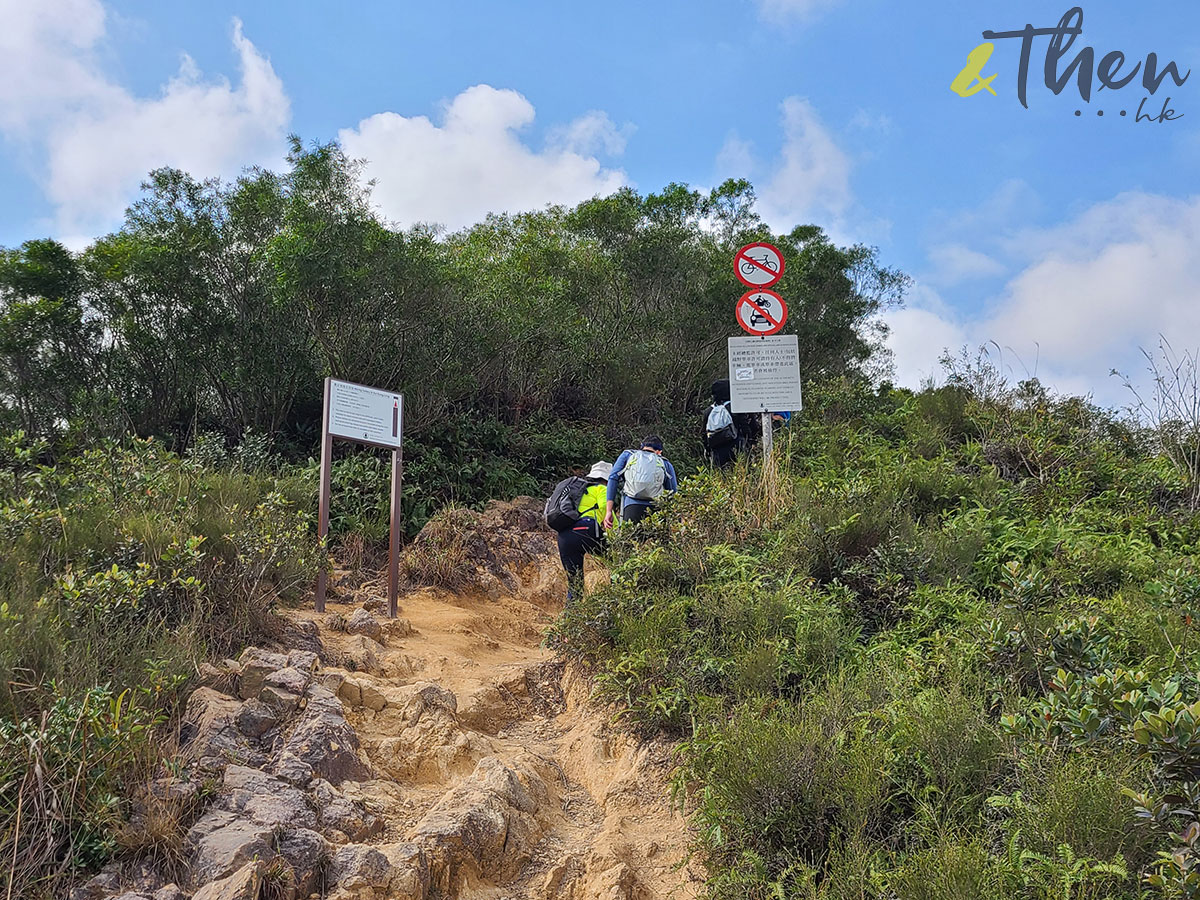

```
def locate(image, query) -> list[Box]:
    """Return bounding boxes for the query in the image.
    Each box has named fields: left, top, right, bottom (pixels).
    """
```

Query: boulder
left=328, top=843, right=428, bottom=899
left=186, top=810, right=274, bottom=885
left=179, top=688, right=264, bottom=773
left=411, top=757, right=546, bottom=888
left=275, top=827, right=331, bottom=897
left=274, top=684, right=371, bottom=785
left=234, top=699, right=278, bottom=740
left=221, top=765, right=317, bottom=829
left=236, top=648, right=288, bottom=700
left=191, top=861, right=262, bottom=900
left=69, top=872, right=121, bottom=900
left=287, top=649, right=319, bottom=672
left=312, top=779, right=384, bottom=842
left=345, top=608, right=382, bottom=641
left=152, top=886, right=186, bottom=900
left=341, top=635, right=384, bottom=674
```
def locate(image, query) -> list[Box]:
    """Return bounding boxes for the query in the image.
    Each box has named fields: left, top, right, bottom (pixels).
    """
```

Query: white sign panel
left=728, top=335, right=803, bottom=414
left=328, top=379, right=402, bottom=448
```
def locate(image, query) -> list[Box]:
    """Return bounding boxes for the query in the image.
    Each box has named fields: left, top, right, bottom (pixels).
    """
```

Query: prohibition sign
left=735, top=241, right=785, bottom=288
left=736, top=288, right=788, bottom=336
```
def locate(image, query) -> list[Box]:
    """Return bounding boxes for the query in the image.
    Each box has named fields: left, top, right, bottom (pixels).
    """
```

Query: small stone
left=236, top=648, right=288, bottom=700
left=153, top=885, right=186, bottom=900
left=234, top=699, right=278, bottom=739
left=191, top=861, right=263, bottom=900
left=345, top=608, right=383, bottom=641
left=287, top=649, right=319, bottom=672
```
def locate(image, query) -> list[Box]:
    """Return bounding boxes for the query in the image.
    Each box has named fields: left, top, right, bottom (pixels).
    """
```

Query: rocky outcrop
left=83, top=500, right=696, bottom=900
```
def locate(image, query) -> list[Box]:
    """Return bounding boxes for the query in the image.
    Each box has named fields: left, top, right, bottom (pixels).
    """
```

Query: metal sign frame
left=315, top=377, right=403, bottom=618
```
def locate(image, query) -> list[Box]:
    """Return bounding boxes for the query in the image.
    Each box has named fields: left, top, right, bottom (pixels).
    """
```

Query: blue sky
left=1, top=0, right=1198, bottom=404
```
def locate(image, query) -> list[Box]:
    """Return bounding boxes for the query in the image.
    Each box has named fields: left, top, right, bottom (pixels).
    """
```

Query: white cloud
left=926, top=243, right=1006, bottom=286
left=339, top=85, right=629, bottom=231
left=715, top=133, right=755, bottom=179
left=888, top=192, right=1200, bottom=407
left=0, top=1, right=290, bottom=237
left=755, top=0, right=842, bottom=23
left=547, top=110, right=632, bottom=157
left=716, top=97, right=853, bottom=233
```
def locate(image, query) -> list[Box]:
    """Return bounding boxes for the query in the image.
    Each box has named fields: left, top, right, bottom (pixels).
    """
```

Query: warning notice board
left=727, top=335, right=803, bottom=414
left=328, top=378, right=403, bottom=449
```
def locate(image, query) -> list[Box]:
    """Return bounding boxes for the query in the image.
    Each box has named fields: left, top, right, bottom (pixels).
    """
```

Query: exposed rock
left=345, top=608, right=382, bottom=640
left=236, top=647, right=289, bottom=700
left=186, top=810, right=274, bottom=885
left=384, top=616, right=414, bottom=639
left=263, top=665, right=311, bottom=696
left=70, top=872, right=121, bottom=900
left=280, top=617, right=323, bottom=655
left=179, top=688, right=264, bottom=773
left=341, top=634, right=384, bottom=674
left=275, top=827, right=331, bottom=897
left=191, top=861, right=262, bottom=900
left=287, top=648, right=319, bottom=672
left=221, top=765, right=317, bottom=829
left=372, top=682, right=475, bottom=782
left=312, top=778, right=384, bottom=842
left=412, top=756, right=547, bottom=889
left=327, top=842, right=428, bottom=899
left=259, top=683, right=302, bottom=717
left=274, top=684, right=371, bottom=785
left=234, top=699, right=278, bottom=739
left=339, top=675, right=386, bottom=711
left=152, top=886, right=186, bottom=900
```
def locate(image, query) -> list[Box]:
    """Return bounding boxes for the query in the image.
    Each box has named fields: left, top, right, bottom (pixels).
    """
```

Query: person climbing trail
left=544, top=461, right=611, bottom=601
left=702, top=379, right=758, bottom=469
left=603, top=436, right=677, bottom=527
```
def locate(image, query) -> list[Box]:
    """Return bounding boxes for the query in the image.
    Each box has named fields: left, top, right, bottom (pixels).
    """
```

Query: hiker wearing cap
left=543, top=461, right=612, bottom=601
left=603, top=436, right=678, bottom=527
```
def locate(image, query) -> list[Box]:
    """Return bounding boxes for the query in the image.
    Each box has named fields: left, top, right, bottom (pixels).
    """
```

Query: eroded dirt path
left=301, top=500, right=701, bottom=899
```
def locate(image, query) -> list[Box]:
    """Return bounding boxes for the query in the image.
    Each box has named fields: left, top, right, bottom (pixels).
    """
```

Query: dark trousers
left=556, top=520, right=604, bottom=599
left=620, top=500, right=653, bottom=523
left=710, top=443, right=738, bottom=470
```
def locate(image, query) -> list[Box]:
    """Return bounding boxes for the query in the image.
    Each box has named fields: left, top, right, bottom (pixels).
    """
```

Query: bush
left=0, top=435, right=320, bottom=892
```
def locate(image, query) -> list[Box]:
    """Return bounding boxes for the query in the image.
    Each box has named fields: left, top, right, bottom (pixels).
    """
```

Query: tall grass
left=0, top=435, right=319, bottom=897
left=552, top=378, right=1200, bottom=899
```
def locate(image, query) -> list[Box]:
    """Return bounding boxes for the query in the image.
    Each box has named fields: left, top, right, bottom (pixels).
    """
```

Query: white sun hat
left=587, top=461, right=613, bottom=481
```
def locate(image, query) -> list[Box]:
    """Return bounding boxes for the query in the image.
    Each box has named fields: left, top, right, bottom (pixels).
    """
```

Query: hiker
left=603, top=436, right=678, bottom=527
left=544, top=461, right=611, bottom=600
left=703, top=379, right=758, bottom=469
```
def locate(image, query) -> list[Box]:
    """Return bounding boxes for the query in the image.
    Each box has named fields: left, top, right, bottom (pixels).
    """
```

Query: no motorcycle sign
left=736, top=288, right=787, bottom=336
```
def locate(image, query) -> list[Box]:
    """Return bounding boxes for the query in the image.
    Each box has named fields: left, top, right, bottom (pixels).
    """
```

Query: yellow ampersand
left=951, top=42, right=998, bottom=97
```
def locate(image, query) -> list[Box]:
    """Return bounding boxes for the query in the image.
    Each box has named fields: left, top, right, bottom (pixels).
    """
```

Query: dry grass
left=399, top=505, right=478, bottom=589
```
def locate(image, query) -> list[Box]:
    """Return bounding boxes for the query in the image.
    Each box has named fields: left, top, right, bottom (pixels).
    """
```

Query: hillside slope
left=74, top=499, right=698, bottom=900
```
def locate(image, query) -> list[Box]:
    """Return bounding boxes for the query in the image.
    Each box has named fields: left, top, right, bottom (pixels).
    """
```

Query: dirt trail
left=298, top=499, right=701, bottom=899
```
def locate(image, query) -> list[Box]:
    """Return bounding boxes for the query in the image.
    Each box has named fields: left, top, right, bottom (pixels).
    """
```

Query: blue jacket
left=607, top=449, right=678, bottom=508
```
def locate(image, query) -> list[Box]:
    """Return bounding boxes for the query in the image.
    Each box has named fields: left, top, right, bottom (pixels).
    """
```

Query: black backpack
left=544, top=476, right=588, bottom=532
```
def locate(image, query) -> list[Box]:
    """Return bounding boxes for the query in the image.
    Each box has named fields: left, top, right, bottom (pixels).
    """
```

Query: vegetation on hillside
left=550, top=368, right=1200, bottom=899
left=0, top=138, right=906, bottom=530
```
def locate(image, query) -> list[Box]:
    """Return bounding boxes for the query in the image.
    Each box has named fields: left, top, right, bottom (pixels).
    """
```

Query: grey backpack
left=622, top=450, right=666, bottom=501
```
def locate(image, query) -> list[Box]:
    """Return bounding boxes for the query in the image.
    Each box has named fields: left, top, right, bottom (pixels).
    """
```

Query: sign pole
left=761, top=410, right=773, bottom=462
left=315, top=377, right=333, bottom=613
left=387, top=411, right=404, bottom=619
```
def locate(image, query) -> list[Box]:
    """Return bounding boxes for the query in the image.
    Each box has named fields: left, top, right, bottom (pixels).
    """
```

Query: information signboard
left=328, top=379, right=402, bottom=449
left=728, top=335, right=803, bottom=414
left=315, top=377, right=404, bottom=617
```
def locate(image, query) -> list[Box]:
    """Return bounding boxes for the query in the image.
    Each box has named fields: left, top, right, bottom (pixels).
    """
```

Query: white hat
left=587, top=461, right=613, bottom=481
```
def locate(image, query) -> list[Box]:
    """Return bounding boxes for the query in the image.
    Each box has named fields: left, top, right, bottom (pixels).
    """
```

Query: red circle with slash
left=736, top=289, right=787, bottom=336
left=734, top=241, right=785, bottom=289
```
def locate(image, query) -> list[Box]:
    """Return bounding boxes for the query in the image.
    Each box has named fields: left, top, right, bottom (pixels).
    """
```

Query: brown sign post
left=314, top=377, right=404, bottom=617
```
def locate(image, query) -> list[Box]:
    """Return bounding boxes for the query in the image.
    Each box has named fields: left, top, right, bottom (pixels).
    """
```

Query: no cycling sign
left=733, top=241, right=788, bottom=336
